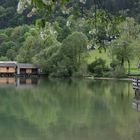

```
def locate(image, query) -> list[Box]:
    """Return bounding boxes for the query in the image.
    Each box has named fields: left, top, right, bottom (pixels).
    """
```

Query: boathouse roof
left=0, top=61, right=39, bottom=69
left=0, top=61, right=17, bottom=67
left=17, top=63, right=38, bottom=69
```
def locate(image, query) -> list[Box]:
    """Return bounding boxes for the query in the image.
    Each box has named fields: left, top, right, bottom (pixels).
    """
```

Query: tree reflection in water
left=0, top=79, right=139, bottom=140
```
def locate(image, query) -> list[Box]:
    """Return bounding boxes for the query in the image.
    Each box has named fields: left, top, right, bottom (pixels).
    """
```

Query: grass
left=87, top=49, right=140, bottom=75
left=87, top=49, right=111, bottom=65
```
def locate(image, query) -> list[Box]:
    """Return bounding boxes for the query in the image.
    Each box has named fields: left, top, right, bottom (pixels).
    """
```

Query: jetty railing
left=132, top=78, right=140, bottom=90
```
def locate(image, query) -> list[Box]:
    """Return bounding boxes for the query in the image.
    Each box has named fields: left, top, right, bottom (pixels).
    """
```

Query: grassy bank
left=87, top=50, right=140, bottom=75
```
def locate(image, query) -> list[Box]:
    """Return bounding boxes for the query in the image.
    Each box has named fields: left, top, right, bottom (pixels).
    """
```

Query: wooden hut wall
left=0, top=67, right=16, bottom=73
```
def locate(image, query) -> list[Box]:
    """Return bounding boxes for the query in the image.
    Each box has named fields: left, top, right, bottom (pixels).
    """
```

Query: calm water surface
left=0, top=78, right=140, bottom=140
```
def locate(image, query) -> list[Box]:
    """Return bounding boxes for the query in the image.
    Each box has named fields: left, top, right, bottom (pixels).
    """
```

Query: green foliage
left=110, top=18, right=140, bottom=73
left=16, top=35, right=43, bottom=63
left=0, top=25, right=30, bottom=57
left=110, top=59, right=120, bottom=70
left=0, top=33, right=9, bottom=44
left=112, top=65, right=126, bottom=78
left=110, top=59, right=127, bottom=78
left=0, top=0, right=140, bottom=78
left=59, top=32, right=88, bottom=76
left=0, top=56, right=9, bottom=61
left=88, top=58, right=110, bottom=77
left=0, top=41, right=16, bottom=56
left=33, top=42, right=62, bottom=75
left=33, top=32, right=88, bottom=77
left=0, top=0, right=139, bottom=29
left=0, top=0, right=39, bottom=29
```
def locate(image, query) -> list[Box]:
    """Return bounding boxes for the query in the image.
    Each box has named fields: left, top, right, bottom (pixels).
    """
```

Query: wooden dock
left=132, top=78, right=140, bottom=90
left=131, top=78, right=140, bottom=111
left=132, top=88, right=140, bottom=112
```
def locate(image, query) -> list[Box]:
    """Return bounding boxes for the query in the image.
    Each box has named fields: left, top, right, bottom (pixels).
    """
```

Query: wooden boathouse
left=17, top=63, right=39, bottom=76
left=0, top=61, right=17, bottom=76
left=0, top=61, right=39, bottom=76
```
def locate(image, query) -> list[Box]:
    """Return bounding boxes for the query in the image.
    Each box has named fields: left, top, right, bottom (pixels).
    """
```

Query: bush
left=72, top=63, right=88, bottom=77
left=110, top=60, right=127, bottom=78
left=88, top=58, right=110, bottom=77
left=112, top=66, right=127, bottom=78
left=110, top=59, right=120, bottom=70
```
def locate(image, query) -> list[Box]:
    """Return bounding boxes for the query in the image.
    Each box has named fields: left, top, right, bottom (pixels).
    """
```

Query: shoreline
left=86, top=76, right=132, bottom=81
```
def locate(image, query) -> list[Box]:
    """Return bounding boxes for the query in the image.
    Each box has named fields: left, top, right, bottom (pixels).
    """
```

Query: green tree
left=33, top=42, right=61, bottom=75
left=110, top=18, right=140, bottom=74
left=16, top=35, right=43, bottom=62
left=61, top=32, right=88, bottom=70
left=33, top=32, right=88, bottom=77
left=0, top=33, right=9, bottom=44
left=0, top=41, right=16, bottom=57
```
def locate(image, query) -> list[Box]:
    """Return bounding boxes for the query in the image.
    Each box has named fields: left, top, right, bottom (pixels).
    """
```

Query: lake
left=0, top=77, right=140, bottom=140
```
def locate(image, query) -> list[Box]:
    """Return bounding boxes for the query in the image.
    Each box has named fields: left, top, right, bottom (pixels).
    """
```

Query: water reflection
left=0, top=77, right=16, bottom=86
left=0, top=77, right=39, bottom=88
left=132, top=90, right=140, bottom=112
left=0, top=79, right=139, bottom=140
left=16, top=77, right=39, bottom=88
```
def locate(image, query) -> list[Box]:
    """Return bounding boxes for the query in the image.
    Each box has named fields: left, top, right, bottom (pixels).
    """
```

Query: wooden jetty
left=132, top=78, right=140, bottom=111
left=132, top=78, right=140, bottom=90
left=132, top=89, right=140, bottom=112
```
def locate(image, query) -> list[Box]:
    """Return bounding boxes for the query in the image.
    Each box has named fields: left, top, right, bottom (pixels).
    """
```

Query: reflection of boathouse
left=0, top=77, right=39, bottom=87
left=16, top=78, right=39, bottom=88
left=0, top=61, right=39, bottom=76
left=0, top=77, right=16, bottom=85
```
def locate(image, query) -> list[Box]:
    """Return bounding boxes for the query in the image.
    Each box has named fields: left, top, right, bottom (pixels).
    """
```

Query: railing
left=132, top=78, right=140, bottom=112
left=132, top=78, right=140, bottom=90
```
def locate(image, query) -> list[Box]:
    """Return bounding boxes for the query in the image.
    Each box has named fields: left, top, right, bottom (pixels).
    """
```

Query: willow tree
left=110, top=18, right=140, bottom=74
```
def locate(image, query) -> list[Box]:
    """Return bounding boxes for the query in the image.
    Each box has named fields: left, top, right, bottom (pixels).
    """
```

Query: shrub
left=88, top=58, right=110, bottom=77
left=112, top=66, right=127, bottom=78
left=110, top=59, right=120, bottom=70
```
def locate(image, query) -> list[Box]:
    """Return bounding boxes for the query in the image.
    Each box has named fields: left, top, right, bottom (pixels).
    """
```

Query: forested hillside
left=0, top=0, right=39, bottom=29
left=0, top=0, right=140, bottom=77
left=0, top=0, right=140, bottom=29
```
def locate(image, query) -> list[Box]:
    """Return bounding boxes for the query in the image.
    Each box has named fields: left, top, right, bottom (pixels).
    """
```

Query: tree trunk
left=121, top=58, right=124, bottom=67
left=128, top=59, right=130, bottom=75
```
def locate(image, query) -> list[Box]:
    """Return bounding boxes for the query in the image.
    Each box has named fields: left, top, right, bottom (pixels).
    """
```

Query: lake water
left=0, top=77, right=140, bottom=140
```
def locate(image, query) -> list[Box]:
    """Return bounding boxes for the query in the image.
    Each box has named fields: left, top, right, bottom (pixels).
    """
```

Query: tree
left=6, top=49, right=16, bottom=60
left=0, top=41, right=16, bottom=57
left=33, top=32, right=88, bottom=77
left=61, top=32, right=88, bottom=69
left=17, top=0, right=70, bottom=15
left=0, top=0, right=40, bottom=29
left=33, top=42, right=62, bottom=75
left=110, top=18, right=140, bottom=74
left=16, top=35, right=43, bottom=62
left=0, top=33, right=9, bottom=44
left=10, top=25, right=30, bottom=42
